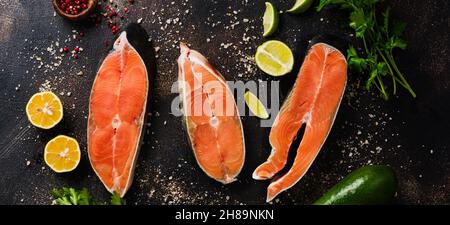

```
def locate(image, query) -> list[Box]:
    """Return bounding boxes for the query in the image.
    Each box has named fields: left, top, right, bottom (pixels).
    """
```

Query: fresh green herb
left=51, top=187, right=95, bottom=205
left=317, top=0, right=416, bottom=100
left=51, top=187, right=125, bottom=205
left=110, top=192, right=127, bottom=205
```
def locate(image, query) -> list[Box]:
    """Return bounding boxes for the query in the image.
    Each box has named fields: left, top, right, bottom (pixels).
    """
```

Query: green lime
left=244, top=91, right=269, bottom=119
left=263, top=2, right=279, bottom=37
left=255, top=40, right=294, bottom=76
left=287, top=0, right=314, bottom=14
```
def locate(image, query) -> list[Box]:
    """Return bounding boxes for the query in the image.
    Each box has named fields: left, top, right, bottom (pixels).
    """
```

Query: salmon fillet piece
left=88, top=32, right=148, bottom=197
left=178, top=43, right=245, bottom=184
left=253, top=43, right=347, bottom=202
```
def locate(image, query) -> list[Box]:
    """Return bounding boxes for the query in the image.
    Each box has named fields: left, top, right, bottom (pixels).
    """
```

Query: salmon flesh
left=88, top=32, right=148, bottom=197
left=253, top=43, right=347, bottom=202
left=177, top=43, right=245, bottom=184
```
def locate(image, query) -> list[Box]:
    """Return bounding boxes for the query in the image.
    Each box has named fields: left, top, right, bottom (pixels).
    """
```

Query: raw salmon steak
left=88, top=32, right=148, bottom=197
left=177, top=43, right=245, bottom=184
left=253, top=43, right=347, bottom=202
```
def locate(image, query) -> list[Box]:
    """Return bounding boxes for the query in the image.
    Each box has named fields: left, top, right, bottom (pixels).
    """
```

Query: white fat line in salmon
left=88, top=31, right=149, bottom=197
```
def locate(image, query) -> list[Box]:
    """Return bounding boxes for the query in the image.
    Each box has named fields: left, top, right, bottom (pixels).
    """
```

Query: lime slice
left=244, top=91, right=269, bottom=119
left=255, top=40, right=294, bottom=76
left=263, top=2, right=279, bottom=37
left=287, top=0, right=314, bottom=14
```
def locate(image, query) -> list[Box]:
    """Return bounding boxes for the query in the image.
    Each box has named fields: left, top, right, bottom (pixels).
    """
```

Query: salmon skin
left=253, top=43, right=347, bottom=202
left=177, top=43, right=245, bottom=184
left=88, top=31, right=149, bottom=197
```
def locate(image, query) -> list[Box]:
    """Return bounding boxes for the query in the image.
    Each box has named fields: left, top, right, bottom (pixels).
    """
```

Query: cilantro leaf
left=347, top=46, right=368, bottom=72
left=349, top=9, right=369, bottom=38
left=382, top=7, right=391, bottom=36
left=111, top=192, right=126, bottom=205
left=78, top=188, right=95, bottom=205
left=389, top=36, right=407, bottom=50
left=317, top=0, right=348, bottom=11
left=51, top=187, right=125, bottom=205
left=317, top=0, right=415, bottom=99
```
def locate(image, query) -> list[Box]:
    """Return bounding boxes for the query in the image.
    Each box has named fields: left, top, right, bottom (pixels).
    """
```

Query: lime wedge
left=255, top=40, right=294, bottom=76
left=244, top=91, right=269, bottom=119
left=263, top=2, right=279, bottom=37
left=287, top=0, right=314, bottom=14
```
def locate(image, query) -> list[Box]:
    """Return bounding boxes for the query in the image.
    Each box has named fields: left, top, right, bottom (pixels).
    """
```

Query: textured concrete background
left=0, top=0, right=448, bottom=205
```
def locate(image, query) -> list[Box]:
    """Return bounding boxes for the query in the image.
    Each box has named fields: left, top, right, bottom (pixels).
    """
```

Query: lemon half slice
left=26, top=91, right=63, bottom=129
left=44, top=135, right=80, bottom=173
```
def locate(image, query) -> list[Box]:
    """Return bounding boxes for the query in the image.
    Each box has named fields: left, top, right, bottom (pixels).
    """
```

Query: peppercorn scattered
left=57, top=0, right=89, bottom=15
left=98, top=0, right=138, bottom=34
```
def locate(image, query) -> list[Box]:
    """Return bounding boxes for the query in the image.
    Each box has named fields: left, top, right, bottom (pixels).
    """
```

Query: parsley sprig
left=51, top=187, right=126, bottom=205
left=317, top=0, right=416, bottom=100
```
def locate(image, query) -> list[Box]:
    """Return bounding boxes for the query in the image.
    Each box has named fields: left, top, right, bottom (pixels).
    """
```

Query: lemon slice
left=287, top=0, right=314, bottom=14
left=244, top=91, right=269, bottom=119
left=44, top=135, right=80, bottom=173
left=255, top=40, right=294, bottom=76
left=263, top=2, right=279, bottom=37
left=26, top=91, right=63, bottom=129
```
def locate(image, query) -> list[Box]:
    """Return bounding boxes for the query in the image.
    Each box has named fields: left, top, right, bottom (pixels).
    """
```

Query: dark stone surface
left=0, top=0, right=448, bottom=205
